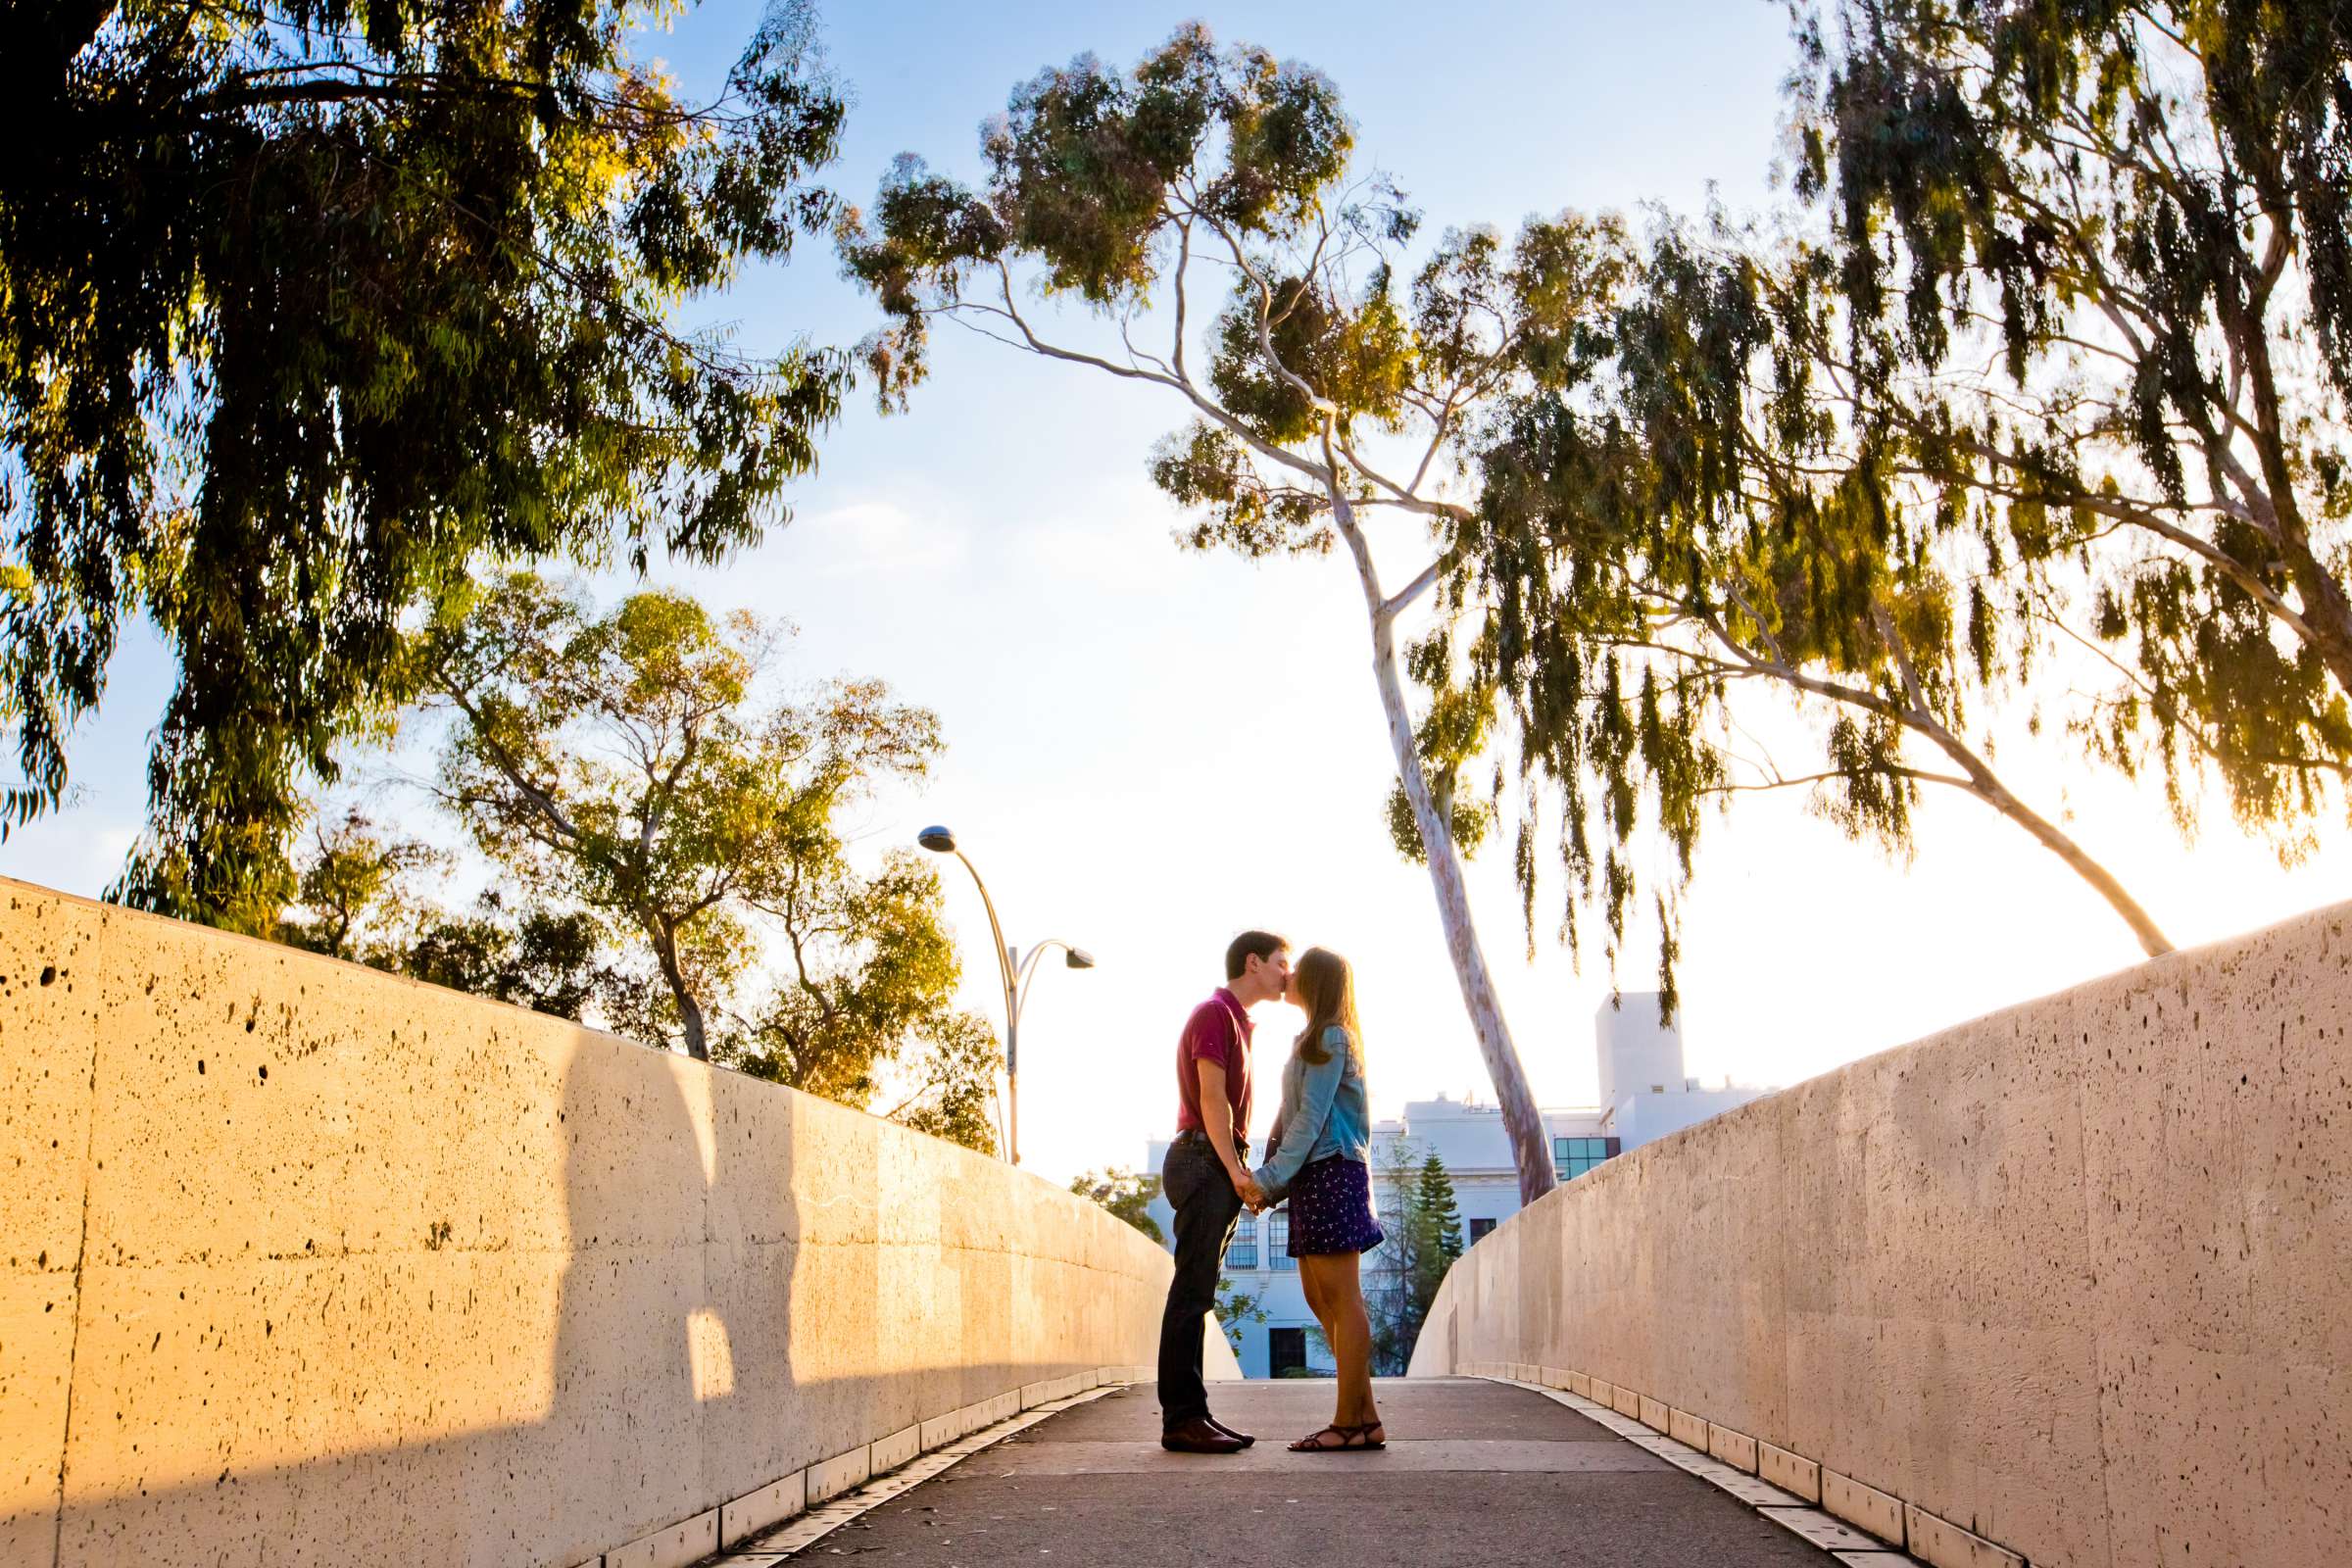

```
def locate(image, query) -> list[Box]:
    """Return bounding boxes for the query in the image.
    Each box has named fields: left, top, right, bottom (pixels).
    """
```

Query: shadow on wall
left=0, top=879, right=1163, bottom=1568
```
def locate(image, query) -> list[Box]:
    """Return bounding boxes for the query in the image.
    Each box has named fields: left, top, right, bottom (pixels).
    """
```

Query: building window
left=1225, top=1216, right=1257, bottom=1270
left=1552, top=1136, right=1617, bottom=1181
left=1468, top=1217, right=1496, bottom=1244
left=1267, top=1210, right=1296, bottom=1268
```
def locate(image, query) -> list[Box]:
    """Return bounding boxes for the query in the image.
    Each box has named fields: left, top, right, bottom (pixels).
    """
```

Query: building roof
left=1368, top=1095, right=1607, bottom=1179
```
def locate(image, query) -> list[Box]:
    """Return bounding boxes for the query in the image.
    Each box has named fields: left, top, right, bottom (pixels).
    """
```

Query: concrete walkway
left=731, top=1377, right=1917, bottom=1566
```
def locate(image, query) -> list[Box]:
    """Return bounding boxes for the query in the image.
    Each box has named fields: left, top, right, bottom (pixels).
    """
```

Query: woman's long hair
left=1290, top=947, right=1363, bottom=1067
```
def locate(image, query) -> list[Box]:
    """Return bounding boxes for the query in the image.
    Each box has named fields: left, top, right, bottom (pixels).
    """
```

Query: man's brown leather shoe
left=1205, top=1416, right=1255, bottom=1448
left=1160, top=1416, right=1246, bottom=1454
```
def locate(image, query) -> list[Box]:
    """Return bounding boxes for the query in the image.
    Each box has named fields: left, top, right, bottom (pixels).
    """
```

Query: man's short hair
left=1225, top=930, right=1289, bottom=981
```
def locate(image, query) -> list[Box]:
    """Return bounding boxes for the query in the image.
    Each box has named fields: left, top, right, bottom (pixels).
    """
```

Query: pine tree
left=1409, top=1153, right=1465, bottom=1321
left=1417, top=1155, right=1465, bottom=1256
left=1365, top=1148, right=1469, bottom=1373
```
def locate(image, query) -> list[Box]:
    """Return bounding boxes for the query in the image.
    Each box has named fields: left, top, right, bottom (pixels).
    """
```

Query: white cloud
left=789, top=496, right=971, bottom=578
left=1004, top=479, right=1188, bottom=587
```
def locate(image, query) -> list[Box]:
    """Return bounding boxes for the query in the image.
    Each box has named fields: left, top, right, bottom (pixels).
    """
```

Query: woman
left=1252, top=946, right=1386, bottom=1451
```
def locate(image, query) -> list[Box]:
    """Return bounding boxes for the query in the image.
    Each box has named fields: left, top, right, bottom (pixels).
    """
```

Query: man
left=1157, top=930, right=1290, bottom=1454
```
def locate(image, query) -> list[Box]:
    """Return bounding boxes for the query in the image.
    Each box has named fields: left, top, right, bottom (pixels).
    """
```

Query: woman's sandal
left=1287, top=1421, right=1387, bottom=1452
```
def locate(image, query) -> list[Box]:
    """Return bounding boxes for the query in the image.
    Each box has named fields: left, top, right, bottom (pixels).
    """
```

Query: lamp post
left=916, top=825, right=1093, bottom=1165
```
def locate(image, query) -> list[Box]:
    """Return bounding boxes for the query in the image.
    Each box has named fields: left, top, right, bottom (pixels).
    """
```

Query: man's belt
left=1175, top=1128, right=1251, bottom=1158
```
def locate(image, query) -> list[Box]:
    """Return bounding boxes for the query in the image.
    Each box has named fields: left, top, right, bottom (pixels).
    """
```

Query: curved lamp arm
left=949, top=848, right=1019, bottom=1020
left=917, top=826, right=1093, bottom=1168
left=1015, top=938, right=1096, bottom=1018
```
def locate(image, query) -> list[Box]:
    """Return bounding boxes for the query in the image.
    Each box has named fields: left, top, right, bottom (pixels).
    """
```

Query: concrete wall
left=1410, top=900, right=2352, bottom=1568
left=0, top=877, right=1228, bottom=1568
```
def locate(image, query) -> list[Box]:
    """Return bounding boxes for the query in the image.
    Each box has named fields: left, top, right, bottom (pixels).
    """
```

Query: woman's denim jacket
left=1252, top=1025, right=1371, bottom=1201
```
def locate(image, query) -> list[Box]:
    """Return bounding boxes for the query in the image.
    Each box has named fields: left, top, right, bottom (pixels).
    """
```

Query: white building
left=1593, top=992, right=1774, bottom=1149
left=1143, top=993, right=1772, bottom=1378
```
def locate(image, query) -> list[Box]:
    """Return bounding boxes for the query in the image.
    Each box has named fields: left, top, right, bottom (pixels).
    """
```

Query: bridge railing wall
left=1408, top=901, right=2350, bottom=1568
left=1, top=878, right=1222, bottom=1568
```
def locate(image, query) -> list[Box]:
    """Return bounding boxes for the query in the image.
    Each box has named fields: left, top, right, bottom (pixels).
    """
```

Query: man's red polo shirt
left=1175, top=986, right=1251, bottom=1143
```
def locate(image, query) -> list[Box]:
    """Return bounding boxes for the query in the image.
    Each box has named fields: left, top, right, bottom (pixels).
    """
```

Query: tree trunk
left=1945, top=749, right=2175, bottom=957
left=1856, top=603, right=2176, bottom=958
left=2221, top=293, right=2352, bottom=704
left=675, top=991, right=709, bottom=1061
left=649, top=919, right=710, bottom=1060
left=1330, top=491, right=1558, bottom=1206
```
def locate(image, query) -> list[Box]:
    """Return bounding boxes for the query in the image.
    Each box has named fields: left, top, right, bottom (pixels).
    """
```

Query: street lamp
left=916, top=825, right=1093, bottom=1165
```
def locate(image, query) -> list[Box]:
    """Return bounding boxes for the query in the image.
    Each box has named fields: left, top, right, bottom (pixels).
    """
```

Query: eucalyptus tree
left=1783, top=0, right=2352, bottom=848
left=275, top=808, right=446, bottom=962
left=1, top=0, right=852, bottom=929
left=399, top=893, right=618, bottom=1025
left=1069, top=1168, right=1165, bottom=1243
left=840, top=25, right=1623, bottom=1202
left=1461, top=222, right=2176, bottom=984
left=732, top=848, right=1004, bottom=1155
left=1454, top=2, right=2352, bottom=991
left=274, top=808, right=623, bottom=1019
left=420, top=574, right=993, bottom=1138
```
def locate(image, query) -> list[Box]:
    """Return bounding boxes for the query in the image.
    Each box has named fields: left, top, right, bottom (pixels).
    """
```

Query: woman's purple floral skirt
left=1285, top=1154, right=1386, bottom=1256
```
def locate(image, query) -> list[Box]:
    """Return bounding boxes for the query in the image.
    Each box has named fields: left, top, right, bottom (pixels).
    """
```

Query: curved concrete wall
left=0, top=877, right=1226, bottom=1568
left=1410, top=901, right=2351, bottom=1568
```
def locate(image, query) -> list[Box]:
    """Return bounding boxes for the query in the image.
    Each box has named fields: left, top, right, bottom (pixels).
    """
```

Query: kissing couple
left=1156, top=931, right=1387, bottom=1455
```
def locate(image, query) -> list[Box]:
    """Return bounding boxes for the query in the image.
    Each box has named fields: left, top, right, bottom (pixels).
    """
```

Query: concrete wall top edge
left=1504, top=895, right=2352, bottom=1221
left=0, top=873, right=1118, bottom=1223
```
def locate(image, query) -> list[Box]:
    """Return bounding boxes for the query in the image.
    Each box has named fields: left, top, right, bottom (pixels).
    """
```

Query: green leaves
left=840, top=24, right=1354, bottom=412
left=985, top=27, right=1348, bottom=299
left=1069, top=1168, right=1164, bottom=1243
left=1788, top=0, right=2352, bottom=842
left=1149, top=421, right=1332, bottom=558
left=1458, top=199, right=2190, bottom=994
left=1213, top=1276, right=1269, bottom=1351
left=3, top=0, right=852, bottom=923
left=1209, top=270, right=1412, bottom=442
left=1386, top=630, right=1500, bottom=865
left=274, top=809, right=629, bottom=1021
left=990, top=49, right=1193, bottom=305
left=417, top=573, right=997, bottom=1151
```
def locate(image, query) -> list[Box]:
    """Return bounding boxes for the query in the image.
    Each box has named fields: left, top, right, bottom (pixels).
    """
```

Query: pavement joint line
left=1472, top=1374, right=1929, bottom=1566
left=706, top=1384, right=1130, bottom=1563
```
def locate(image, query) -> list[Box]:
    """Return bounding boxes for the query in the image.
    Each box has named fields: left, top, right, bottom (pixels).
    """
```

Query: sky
left=8, top=1, right=2347, bottom=1184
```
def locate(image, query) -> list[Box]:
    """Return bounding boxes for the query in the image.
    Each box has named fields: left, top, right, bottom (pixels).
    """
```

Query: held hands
left=1245, top=1135, right=1278, bottom=1211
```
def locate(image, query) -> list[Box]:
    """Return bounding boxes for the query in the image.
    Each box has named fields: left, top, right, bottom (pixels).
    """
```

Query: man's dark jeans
left=1156, top=1132, right=1244, bottom=1431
